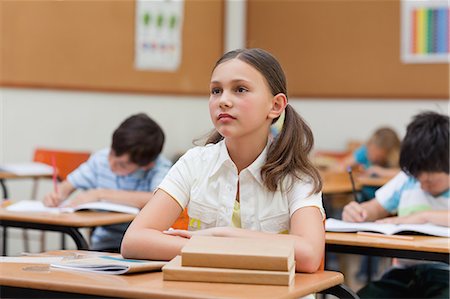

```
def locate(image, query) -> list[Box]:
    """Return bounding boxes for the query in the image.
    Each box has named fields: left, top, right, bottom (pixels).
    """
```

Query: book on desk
left=326, top=218, right=450, bottom=238
left=163, top=236, right=296, bottom=286
left=5, top=199, right=140, bottom=215
left=51, top=255, right=166, bottom=274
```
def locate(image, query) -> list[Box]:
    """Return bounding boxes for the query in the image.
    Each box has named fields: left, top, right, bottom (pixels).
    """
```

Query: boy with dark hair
left=44, top=113, right=172, bottom=252
left=342, top=111, right=449, bottom=298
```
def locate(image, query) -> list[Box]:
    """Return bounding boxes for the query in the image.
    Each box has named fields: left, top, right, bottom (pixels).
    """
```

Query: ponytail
left=261, top=105, right=322, bottom=193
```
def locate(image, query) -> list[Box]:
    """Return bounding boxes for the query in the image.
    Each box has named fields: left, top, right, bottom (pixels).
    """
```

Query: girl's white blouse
left=158, top=140, right=325, bottom=232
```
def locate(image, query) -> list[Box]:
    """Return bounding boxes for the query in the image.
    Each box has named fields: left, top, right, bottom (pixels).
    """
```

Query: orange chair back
left=172, top=209, right=189, bottom=230
left=33, top=148, right=91, bottom=180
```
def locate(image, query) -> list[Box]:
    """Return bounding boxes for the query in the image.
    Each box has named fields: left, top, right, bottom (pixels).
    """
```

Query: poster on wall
left=401, top=0, right=449, bottom=63
left=135, top=0, right=185, bottom=71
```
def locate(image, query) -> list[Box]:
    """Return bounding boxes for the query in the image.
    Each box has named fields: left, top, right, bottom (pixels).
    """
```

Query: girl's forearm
left=121, top=228, right=188, bottom=260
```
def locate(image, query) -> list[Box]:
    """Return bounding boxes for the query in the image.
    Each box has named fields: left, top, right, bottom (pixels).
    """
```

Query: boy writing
left=342, top=111, right=449, bottom=298
left=44, top=113, right=172, bottom=252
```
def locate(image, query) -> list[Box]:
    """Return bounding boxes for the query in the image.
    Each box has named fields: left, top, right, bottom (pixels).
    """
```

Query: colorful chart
left=411, top=7, right=449, bottom=54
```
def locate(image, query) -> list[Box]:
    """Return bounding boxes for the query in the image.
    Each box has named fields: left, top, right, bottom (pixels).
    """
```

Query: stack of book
left=162, top=236, right=296, bottom=286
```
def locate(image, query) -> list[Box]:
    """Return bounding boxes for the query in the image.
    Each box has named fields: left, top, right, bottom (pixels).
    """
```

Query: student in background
left=121, top=48, right=325, bottom=273
left=341, top=127, right=401, bottom=201
left=342, top=111, right=449, bottom=298
left=44, top=113, right=172, bottom=252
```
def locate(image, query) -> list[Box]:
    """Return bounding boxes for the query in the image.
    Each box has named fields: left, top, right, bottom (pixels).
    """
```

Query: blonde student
left=342, top=127, right=401, bottom=178
left=121, top=48, right=325, bottom=273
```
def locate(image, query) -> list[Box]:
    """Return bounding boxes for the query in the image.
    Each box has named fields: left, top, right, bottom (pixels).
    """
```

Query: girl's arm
left=165, top=206, right=325, bottom=273
left=121, top=189, right=189, bottom=260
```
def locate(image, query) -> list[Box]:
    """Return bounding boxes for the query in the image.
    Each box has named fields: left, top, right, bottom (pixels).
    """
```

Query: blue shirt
left=67, top=148, right=172, bottom=250
left=353, top=145, right=371, bottom=169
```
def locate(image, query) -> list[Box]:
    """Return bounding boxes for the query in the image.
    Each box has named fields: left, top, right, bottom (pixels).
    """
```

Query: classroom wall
left=0, top=0, right=448, bottom=254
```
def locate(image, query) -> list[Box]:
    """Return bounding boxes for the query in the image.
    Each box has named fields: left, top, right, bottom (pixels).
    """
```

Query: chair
left=25, top=148, right=91, bottom=252
left=31, top=148, right=91, bottom=199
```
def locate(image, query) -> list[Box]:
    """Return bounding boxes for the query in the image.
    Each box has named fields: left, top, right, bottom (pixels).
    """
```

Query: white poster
left=135, top=0, right=184, bottom=71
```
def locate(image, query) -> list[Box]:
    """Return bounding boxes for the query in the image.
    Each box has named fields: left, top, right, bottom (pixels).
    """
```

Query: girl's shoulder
left=178, top=142, right=223, bottom=164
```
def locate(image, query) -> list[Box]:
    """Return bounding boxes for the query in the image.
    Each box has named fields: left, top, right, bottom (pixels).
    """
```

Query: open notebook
left=326, top=218, right=450, bottom=238
left=5, top=200, right=139, bottom=215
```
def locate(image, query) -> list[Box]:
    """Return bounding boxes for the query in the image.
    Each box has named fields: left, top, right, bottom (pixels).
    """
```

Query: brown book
left=163, top=256, right=295, bottom=286
left=181, top=236, right=295, bottom=271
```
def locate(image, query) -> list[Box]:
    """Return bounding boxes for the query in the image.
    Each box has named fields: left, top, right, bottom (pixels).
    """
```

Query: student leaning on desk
left=44, top=113, right=172, bottom=252
left=342, top=111, right=450, bottom=298
left=121, top=48, right=326, bottom=274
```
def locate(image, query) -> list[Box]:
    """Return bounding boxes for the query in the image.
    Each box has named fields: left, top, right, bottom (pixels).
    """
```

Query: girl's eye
left=211, top=87, right=221, bottom=95
left=236, top=87, right=248, bottom=93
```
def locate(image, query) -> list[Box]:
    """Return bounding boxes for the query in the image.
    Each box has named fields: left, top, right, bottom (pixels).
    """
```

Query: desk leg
left=61, top=227, right=89, bottom=250
left=0, top=179, right=8, bottom=199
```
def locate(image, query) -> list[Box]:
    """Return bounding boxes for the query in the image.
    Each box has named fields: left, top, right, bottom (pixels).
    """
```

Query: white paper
left=326, top=218, right=450, bottom=238
left=0, top=162, right=53, bottom=176
left=6, top=200, right=140, bottom=215
left=135, top=0, right=184, bottom=71
left=0, top=256, right=65, bottom=264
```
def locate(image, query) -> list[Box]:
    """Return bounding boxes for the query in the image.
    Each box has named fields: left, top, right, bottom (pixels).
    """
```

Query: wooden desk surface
left=0, top=209, right=135, bottom=227
left=321, top=171, right=355, bottom=194
left=0, top=171, right=52, bottom=180
left=1, top=257, right=344, bottom=299
left=326, top=232, right=450, bottom=254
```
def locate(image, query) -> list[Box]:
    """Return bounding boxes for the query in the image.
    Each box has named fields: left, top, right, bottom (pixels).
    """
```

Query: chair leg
left=22, top=229, right=30, bottom=253
left=40, top=231, right=46, bottom=252
left=319, top=284, right=360, bottom=299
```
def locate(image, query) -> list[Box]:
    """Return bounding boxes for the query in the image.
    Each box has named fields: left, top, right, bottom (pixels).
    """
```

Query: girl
left=121, top=48, right=325, bottom=273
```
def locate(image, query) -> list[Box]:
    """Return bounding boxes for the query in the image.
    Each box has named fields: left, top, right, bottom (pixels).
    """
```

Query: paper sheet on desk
left=0, top=256, right=65, bottom=264
left=326, top=218, right=450, bottom=238
left=6, top=200, right=140, bottom=215
left=0, top=162, right=53, bottom=176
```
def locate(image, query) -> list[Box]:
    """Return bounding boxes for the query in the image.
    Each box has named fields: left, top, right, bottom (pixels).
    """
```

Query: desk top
left=0, top=253, right=344, bottom=299
left=321, top=171, right=392, bottom=195
left=0, top=171, right=52, bottom=180
left=0, top=209, right=135, bottom=227
left=326, top=232, right=450, bottom=254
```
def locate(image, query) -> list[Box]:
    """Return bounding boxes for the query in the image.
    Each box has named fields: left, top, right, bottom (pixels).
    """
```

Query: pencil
left=356, top=231, right=414, bottom=240
left=51, top=154, right=58, bottom=194
left=347, top=166, right=359, bottom=202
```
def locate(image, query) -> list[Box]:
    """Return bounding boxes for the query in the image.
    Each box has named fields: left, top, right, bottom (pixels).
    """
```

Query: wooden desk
left=321, top=171, right=356, bottom=195
left=326, top=232, right=450, bottom=263
left=0, top=256, right=353, bottom=299
left=0, top=209, right=135, bottom=255
left=0, top=171, right=52, bottom=199
left=355, top=175, right=391, bottom=187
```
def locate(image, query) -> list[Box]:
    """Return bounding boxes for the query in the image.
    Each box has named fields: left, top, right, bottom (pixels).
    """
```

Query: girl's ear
left=268, top=93, right=287, bottom=120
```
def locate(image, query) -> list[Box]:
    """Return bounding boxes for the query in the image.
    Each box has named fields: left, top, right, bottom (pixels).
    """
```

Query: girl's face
left=209, top=59, right=285, bottom=141
left=367, top=143, right=388, bottom=165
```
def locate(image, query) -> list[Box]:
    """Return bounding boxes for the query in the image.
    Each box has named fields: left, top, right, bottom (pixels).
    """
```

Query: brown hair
left=368, top=127, right=401, bottom=167
left=205, top=48, right=322, bottom=193
left=112, top=113, right=165, bottom=166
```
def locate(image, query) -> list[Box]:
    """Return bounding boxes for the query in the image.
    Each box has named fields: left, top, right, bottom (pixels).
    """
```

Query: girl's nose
left=218, top=92, right=232, bottom=109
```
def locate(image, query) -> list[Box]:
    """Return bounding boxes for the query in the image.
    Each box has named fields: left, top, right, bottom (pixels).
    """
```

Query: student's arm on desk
left=376, top=210, right=450, bottom=227
left=121, top=189, right=189, bottom=261
left=122, top=190, right=324, bottom=273
left=68, top=189, right=153, bottom=209
left=342, top=199, right=390, bottom=222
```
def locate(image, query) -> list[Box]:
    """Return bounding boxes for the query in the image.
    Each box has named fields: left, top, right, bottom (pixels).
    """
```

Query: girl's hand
left=162, top=227, right=219, bottom=239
